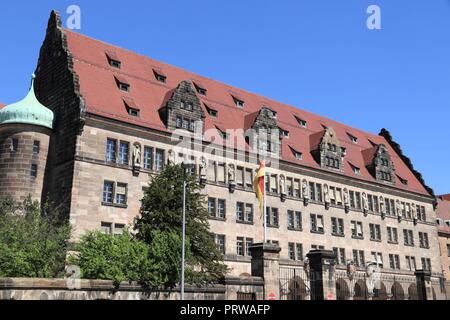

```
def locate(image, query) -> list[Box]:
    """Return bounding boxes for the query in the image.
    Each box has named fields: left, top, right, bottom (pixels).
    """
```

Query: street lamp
left=180, top=162, right=192, bottom=301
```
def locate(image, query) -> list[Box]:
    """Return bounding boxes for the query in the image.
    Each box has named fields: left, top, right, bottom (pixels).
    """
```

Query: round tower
left=0, top=75, right=54, bottom=204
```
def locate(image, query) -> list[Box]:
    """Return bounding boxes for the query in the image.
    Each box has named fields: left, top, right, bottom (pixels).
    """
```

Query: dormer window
left=295, top=116, right=307, bottom=128
left=153, top=69, right=167, bottom=83
left=397, top=175, right=408, bottom=185
left=176, top=116, right=196, bottom=132
left=232, top=96, right=245, bottom=108
left=348, top=133, right=358, bottom=144
left=290, top=148, right=302, bottom=160
left=349, top=162, right=361, bottom=175
left=193, top=82, right=207, bottom=95
left=325, top=157, right=340, bottom=169
left=205, top=104, right=218, bottom=117
left=436, top=218, right=443, bottom=226
left=123, top=97, right=140, bottom=117
left=341, top=147, right=347, bottom=156
left=446, top=220, right=450, bottom=227
left=106, top=51, right=121, bottom=69
left=380, top=172, right=392, bottom=182
left=281, top=129, right=290, bottom=138
left=115, top=75, right=130, bottom=92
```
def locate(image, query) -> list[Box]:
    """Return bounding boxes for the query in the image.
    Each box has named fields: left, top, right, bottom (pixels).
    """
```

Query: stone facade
left=0, top=124, right=50, bottom=203
left=68, top=115, right=440, bottom=279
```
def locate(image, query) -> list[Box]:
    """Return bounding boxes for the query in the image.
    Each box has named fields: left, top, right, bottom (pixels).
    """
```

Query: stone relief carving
left=199, top=156, right=208, bottom=178
left=302, top=180, right=310, bottom=200
left=168, top=149, right=176, bottom=165
left=324, top=185, right=330, bottom=204
left=279, top=175, right=286, bottom=195
left=228, top=164, right=235, bottom=183
left=362, top=192, right=369, bottom=212
left=132, top=143, right=141, bottom=167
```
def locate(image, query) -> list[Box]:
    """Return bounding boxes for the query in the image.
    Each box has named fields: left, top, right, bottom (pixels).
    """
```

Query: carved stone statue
left=347, top=261, right=356, bottom=281
left=396, top=200, right=401, bottom=217
left=379, top=196, right=386, bottom=214
left=168, top=150, right=176, bottom=165
left=228, top=164, right=236, bottom=183
left=343, top=189, right=350, bottom=207
left=302, top=180, right=310, bottom=200
left=362, top=193, right=369, bottom=211
left=279, top=175, right=286, bottom=195
left=324, top=185, right=330, bottom=204
left=199, top=156, right=208, bottom=178
left=133, top=144, right=141, bottom=167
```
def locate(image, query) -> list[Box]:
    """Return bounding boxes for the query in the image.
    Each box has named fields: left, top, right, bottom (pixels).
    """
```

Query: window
left=103, top=181, right=114, bottom=204
left=217, top=163, right=226, bottom=183
left=194, top=83, right=207, bottom=95
left=155, top=149, right=165, bottom=172
left=143, top=147, right=153, bottom=170
left=245, top=204, right=254, bottom=224
left=350, top=163, right=360, bottom=175
left=233, top=97, right=245, bottom=108
left=351, top=221, right=363, bottom=239
left=348, top=133, right=358, bottom=144
left=387, top=227, right=398, bottom=244
left=421, top=258, right=431, bottom=271
left=119, top=142, right=129, bottom=165
left=30, top=164, right=38, bottom=178
left=245, top=169, right=253, bottom=189
left=325, top=156, right=340, bottom=169
left=310, top=214, right=324, bottom=233
left=118, top=82, right=129, bottom=92
left=312, top=244, right=325, bottom=250
left=236, top=202, right=244, bottom=222
left=281, top=129, right=290, bottom=138
left=406, top=256, right=417, bottom=271
left=215, top=234, right=226, bottom=255
left=389, top=254, right=400, bottom=270
left=127, top=107, right=140, bottom=117
left=353, top=250, right=365, bottom=268
left=288, top=243, right=303, bottom=261
left=265, top=207, right=279, bottom=227
left=106, top=139, right=117, bottom=163
left=246, top=238, right=253, bottom=257
left=153, top=70, right=166, bottom=83
left=369, top=224, right=381, bottom=241
left=341, top=147, right=347, bottom=156
left=206, top=105, right=218, bottom=117
left=371, top=252, right=383, bottom=268
left=349, top=191, right=361, bottom=209
left=270, top=175, right=278, bottom=193
left=329, top=187, right=343, bottom=206
left=333, top=248, right=346, bottom=265
left=331, top=217, right=344, bottom=236
left=418, top=232, right=429, bottom=249
left=418, top=206, right=426, bottom=221
left=101, top=222, right=112, bottom=234
left=295, top=116, right=307, bottom=128
left=218, top=199, right=226, bottom=219
left=109, top=59, right=121, bottom=69
left=294, top=179, right=301, bottom=198
left=287, top=211, right=302, bottom=230
left=33, top=141, right=40, bottom=154
left=208, top=198, right=226, bottom=219
left=115, top=183, right=127, bottom=205
left=10, top=138, right=18, bottom=152
left=403, top=229, right=414, bottom=247
left=237, top=237, right=244, bottom=256
left=294, top=151, right=302, bottom=160
left=113, top=224, right=125, bottom=236
left=309, top=182, right=323, bottom=202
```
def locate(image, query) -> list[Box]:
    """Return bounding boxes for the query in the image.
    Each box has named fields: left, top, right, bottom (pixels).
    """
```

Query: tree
left=68, top=230, right=155, bottom=287
left=135, top=164, right=228, bottom=286
left=0, top=196, right=71, bottom=278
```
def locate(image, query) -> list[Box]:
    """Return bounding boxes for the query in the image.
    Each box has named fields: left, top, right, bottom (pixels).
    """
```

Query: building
left=436, top=195, right=450, bottom=281
left=0, top=11, right=445, bottom=297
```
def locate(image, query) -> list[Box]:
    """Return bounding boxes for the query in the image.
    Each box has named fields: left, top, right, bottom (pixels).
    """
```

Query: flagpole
left=263, top=169, right=267, bottom=244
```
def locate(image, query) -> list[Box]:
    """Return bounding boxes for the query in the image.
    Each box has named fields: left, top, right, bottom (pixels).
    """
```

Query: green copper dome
left=0, top=75, right=54, bottom=129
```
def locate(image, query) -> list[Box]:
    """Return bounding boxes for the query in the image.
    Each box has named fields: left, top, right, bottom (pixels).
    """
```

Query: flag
left=253, top=160, right=266, bottom=216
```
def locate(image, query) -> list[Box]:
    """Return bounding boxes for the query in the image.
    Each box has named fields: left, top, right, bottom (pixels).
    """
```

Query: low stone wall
left=0, top=276, right=264, bottom=301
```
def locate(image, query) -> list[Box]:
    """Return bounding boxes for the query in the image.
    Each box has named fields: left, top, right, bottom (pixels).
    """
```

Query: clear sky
left=0, top=1, right=449, bottom=195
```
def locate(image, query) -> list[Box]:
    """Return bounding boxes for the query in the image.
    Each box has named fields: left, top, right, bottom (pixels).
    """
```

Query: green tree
left=0, top=196, right=71, bottom=278
left=135, top=164, right=228, bottom=286
left=69, top=230, right=155, bottom=287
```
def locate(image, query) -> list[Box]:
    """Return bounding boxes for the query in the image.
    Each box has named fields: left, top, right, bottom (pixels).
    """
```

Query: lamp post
left=181, top=178, right=186, bottom=301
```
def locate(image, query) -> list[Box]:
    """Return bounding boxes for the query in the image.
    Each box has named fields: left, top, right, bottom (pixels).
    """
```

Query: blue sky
left=0, top=1, right=449, bottom=195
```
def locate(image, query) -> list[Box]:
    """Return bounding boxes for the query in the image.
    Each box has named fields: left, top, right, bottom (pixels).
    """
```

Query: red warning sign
left=268, top=292, right=277, bottom=300
left=326, top=292, right=334, bottom=300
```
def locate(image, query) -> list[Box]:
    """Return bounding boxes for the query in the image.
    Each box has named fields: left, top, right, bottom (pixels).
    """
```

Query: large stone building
left=436, top=195, right=450, bottom=281
left=0, top=12, right=445, bottom=297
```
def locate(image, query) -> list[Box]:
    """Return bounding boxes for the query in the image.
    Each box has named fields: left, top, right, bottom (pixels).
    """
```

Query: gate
left=279, top=267, right=310, bottom=300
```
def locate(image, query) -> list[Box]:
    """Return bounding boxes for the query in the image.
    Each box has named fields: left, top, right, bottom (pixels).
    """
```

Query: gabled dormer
left=310, top=127, right=343, bottom=171
left=246, top=106, right=281, bottom=157
left=365, top=144, right=395, bottom=184
left=159, top=80, right=205, bottom=133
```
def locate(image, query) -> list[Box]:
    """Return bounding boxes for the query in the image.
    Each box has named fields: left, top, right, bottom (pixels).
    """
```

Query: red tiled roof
left=0, top=103, right=5, bottom=109
left=437, top=196, right=450, bottom=235
left=63, top=29, right=431, bottom=196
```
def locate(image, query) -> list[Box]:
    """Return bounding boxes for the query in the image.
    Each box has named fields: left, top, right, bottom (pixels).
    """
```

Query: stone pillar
left=250, top=243, right=281, bottom=300
left=415, top=270, right=433, bottom=300
left=307, top=250, right=337, bottom=300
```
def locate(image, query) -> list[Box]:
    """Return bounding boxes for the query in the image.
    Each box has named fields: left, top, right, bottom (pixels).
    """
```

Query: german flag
left=253, top=160, right=266, bottom=217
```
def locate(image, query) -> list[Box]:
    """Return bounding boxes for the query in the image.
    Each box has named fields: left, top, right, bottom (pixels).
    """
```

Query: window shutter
left=116, top=183, right=127, bottom=195
left=356, top=223, right=362, bottom=235
left=329, top=188, right=335, bottom=201
left=317, top=217, right=324, bottom=229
